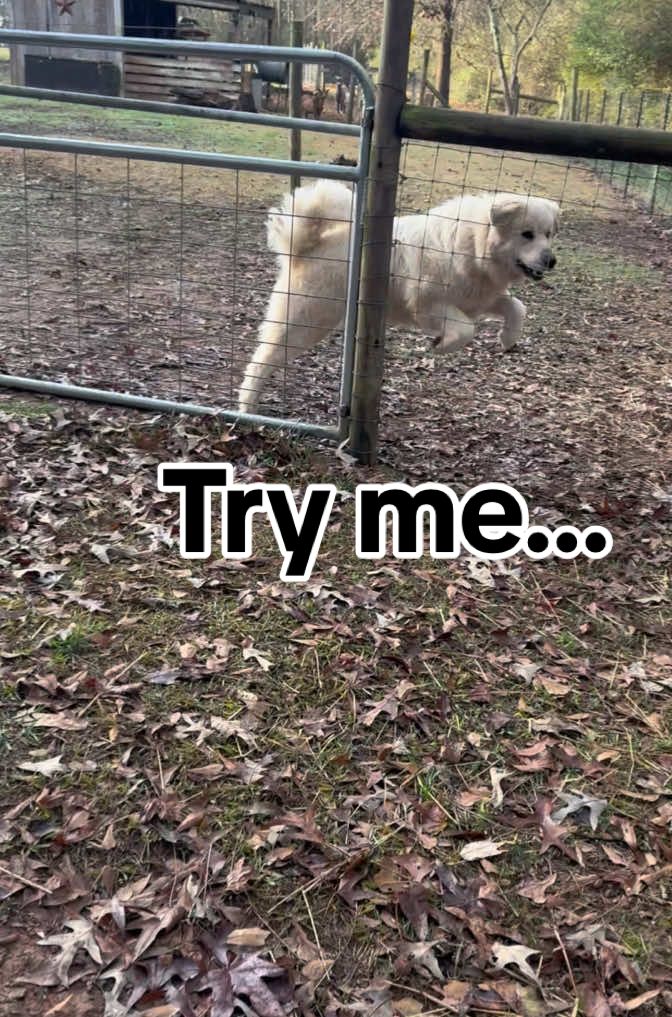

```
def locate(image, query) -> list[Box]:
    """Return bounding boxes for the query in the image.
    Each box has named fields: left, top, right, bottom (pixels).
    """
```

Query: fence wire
left=0, top=117, right=358, bottom=430
left=363, top=136, right=671, bottom=476
left=483, top=86, right=672, bottom=215
left=574, top=90, right=672, bottom=214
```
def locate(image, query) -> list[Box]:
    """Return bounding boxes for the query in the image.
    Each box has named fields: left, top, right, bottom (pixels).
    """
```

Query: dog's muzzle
left=517, top=250, right=556, bottom=281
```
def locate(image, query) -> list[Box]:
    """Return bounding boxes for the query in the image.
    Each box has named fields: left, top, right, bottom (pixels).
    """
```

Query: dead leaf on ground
left=38, top=918, right=102, bottom=986
left=460, top=839, right=505, bottom=861
left=492, top=942, right=542, bottom=986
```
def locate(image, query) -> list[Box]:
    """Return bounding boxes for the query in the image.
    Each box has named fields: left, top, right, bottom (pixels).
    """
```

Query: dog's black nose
left=544, top=251, right=557, bottom=270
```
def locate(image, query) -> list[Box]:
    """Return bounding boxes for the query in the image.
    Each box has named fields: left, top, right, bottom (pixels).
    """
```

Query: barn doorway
left=123, top=0, right=177, bottom=39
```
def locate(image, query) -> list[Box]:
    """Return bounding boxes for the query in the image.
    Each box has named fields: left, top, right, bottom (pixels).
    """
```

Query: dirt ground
left=0, top=109, right=671, bottom=1017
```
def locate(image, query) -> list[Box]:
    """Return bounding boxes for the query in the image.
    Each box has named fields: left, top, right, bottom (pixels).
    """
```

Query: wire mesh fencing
left=0, top=29, right=373, bottom=440
left=573, top=89, right=672, bottom=214
left=0, top=145, right=357, bottom=430
left=366, top=135, right=672, bottom=477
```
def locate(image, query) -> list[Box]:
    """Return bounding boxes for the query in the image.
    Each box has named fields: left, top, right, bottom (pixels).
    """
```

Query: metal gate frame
left=0, top=29, right=374, bottom=441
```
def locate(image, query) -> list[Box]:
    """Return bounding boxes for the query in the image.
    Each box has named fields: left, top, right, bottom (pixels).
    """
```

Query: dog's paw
left=500, top=333, right=521, bottom=352
left=499, top=321, right=524, bottom=351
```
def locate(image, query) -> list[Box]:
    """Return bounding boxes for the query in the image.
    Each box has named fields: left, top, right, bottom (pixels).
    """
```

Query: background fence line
left=413, top=63, right=672, bottom=217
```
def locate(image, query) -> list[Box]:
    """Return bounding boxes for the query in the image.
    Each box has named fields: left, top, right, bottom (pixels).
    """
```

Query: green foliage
left=409, top=0, right=671, bottom=109
left=570, top=0, right=672, bottom=88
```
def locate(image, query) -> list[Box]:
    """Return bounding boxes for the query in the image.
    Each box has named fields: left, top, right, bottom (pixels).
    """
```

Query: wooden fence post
left=557, top=81, right=566, bottom=119
left=649, top=92, right=671, bottom=212
left=599, top=88, right=608, bottom=124
left=609, top=91, right=625, bottom=184
left=420, top=47, right=430, bottom=106
left=289, top=19, right=303, bottom=191
left=624, top=91, right=645, bottom=198
left=348, top=0, right=414, bottom=464
left=616, top=91, right=625, bottom=126
left=570, top=67, right=579, bottom=120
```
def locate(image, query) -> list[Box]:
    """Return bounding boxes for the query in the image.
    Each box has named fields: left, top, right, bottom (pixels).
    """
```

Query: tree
left=571, top=0, right=672, bottom=88
left=300, top=0, right=383, bottom=55
left=484, top=0, right=556, bottom=112
left=419, top=0, right=461, bottom=105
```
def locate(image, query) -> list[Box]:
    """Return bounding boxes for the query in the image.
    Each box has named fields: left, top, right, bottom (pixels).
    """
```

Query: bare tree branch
left=513, top=0, right=554, bottom=77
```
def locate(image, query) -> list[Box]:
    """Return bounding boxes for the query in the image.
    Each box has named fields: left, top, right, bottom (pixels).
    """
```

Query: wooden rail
left=399, top=106, right=672, bottom=166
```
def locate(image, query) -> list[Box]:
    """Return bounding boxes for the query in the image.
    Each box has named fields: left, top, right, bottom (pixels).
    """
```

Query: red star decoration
left=55, top=0, right=77, bottom=14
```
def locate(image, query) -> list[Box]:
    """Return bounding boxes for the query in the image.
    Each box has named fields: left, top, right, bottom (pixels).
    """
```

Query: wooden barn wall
left=10, top=0, right=123, bottom=91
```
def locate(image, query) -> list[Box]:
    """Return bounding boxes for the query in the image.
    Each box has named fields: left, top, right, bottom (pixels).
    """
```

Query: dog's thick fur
left=238, top=180, right=559, bottom=414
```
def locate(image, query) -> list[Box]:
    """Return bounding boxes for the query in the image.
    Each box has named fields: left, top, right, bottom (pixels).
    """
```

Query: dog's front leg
left=491, top=294, right=526, bottom=351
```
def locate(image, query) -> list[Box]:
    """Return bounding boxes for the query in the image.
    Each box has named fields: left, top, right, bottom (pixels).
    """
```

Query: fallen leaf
left=552, top=791, right=608, bottom=831
left=620, top=988, right=661, bottom=1011
left=132, top=902, right=188, bottom=962
left=226, top=858, right=253, bottom=892
left=460, top=840, right=505, bottom=861
left=39, top=918, right=102, bottom=986
left=536, top=675, right=572, bottom=696
left=226, top=927, right=270, bottom=948
left=229, top=951, right=288, bottom=1017
left=490, top=767, right=509, bottom=809
left=32, top=713, right=89, bottom=731
left=537, top=799, right=582, bottom=864
left=396, top=941, right=444, bottom=980
left=90, top=543, right=111, bottom=564
left=19, top=755, right=66, bottom=777
left=241, top=639, right=273, bottom=672
left=492, top=942, right=541, bottom=985
left=579, top=984, right=612, bottom=1017
left=517, top=872, right=557, bottom=904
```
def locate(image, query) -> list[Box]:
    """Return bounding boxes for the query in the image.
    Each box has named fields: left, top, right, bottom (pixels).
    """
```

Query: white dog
left=238, top=181, right=559, bottom=414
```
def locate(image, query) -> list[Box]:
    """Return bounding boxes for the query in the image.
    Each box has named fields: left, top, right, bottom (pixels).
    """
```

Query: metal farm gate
left=0, top=29, right=374, bottom=442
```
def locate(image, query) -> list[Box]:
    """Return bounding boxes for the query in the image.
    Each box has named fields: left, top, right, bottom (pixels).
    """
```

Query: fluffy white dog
left=238, top=180, right=559, bottom=414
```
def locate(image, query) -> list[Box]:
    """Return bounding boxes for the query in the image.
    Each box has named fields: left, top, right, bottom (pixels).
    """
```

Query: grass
left=595, top=158, right=672, bottom=215
left=0, top=92, right=639, bottom=212
left=0, top=395, right=61, bottom=416
left=559, top=244, right=661, bottom=285
left=0, top=94, right=360, bottom=202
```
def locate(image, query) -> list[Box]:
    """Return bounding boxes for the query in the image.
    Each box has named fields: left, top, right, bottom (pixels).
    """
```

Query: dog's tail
left=266, top=180, right=354, bottom=259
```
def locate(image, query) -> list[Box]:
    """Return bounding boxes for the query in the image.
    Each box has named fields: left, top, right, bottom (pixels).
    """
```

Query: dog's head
left=490, top=195, right=560, bottom=282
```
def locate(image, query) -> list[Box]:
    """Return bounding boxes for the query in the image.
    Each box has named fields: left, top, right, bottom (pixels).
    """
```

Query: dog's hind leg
left=238, top=281, right=343, bottom=415
left=429, top=306, right=475, bottom=354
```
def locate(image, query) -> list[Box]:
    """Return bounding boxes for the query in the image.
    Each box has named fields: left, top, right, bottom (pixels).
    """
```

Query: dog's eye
left=521, top=230, right=534, bottom=240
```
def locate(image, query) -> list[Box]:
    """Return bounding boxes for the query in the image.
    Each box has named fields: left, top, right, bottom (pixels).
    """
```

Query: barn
left=7, top=0, right=274, bottom=103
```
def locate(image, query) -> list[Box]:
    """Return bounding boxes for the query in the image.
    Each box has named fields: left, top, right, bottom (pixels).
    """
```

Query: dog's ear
left=550, top=201, right=561, bottom=235
left=490, top=199, right=524, bottom=229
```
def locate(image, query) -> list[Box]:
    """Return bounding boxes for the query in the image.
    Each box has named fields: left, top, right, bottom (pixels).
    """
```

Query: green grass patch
left=0, top=396, right=62, bottom=417
left=561, top=241, right=658, bottom=286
